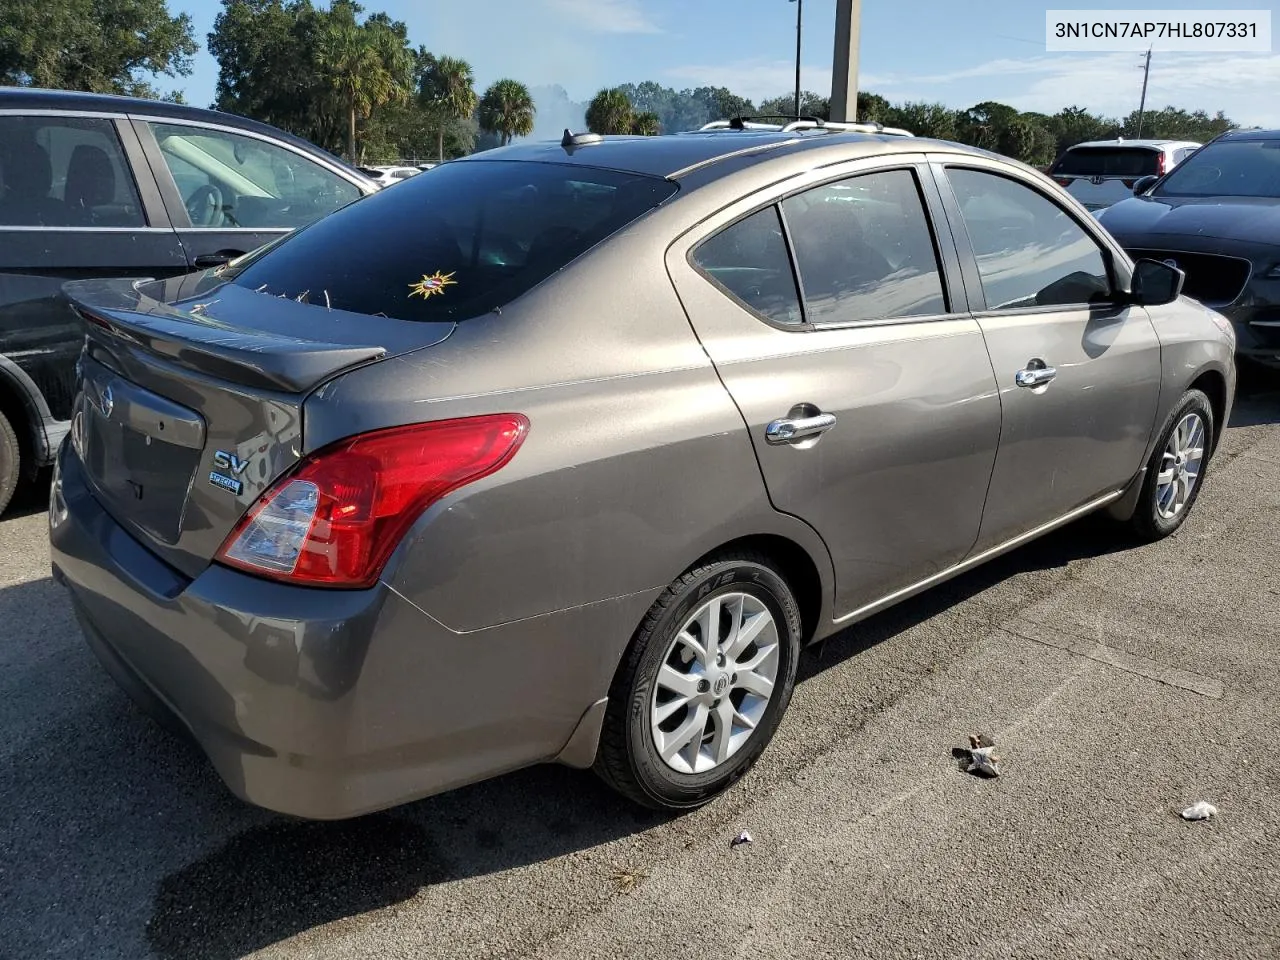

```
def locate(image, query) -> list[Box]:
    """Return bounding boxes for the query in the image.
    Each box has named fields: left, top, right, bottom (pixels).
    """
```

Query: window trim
left=132, top=116, right=371, bottom=231
left=0, top=112, right=160, bottom=231
left=929, top=159, right=1129, bottom=318
left=684, top=161, right=967, bottom=334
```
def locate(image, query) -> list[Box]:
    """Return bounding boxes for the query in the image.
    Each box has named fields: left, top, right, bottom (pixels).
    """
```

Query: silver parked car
left=1049, top=138, right=1202, bottom=212
left=50, top=128, right=1236, bottom=819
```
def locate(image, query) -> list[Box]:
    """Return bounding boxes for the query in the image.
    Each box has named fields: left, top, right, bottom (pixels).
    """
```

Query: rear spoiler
left=64, top=278, right=387, bottom=394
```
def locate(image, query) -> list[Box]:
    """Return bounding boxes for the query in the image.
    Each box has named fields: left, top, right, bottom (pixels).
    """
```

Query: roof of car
left=1069, top=139, right=1201, bottom=150
left=0, top=86, right=364, bottom=174
left=456, top=129, right=957, bottom=180
left=1214, top=128, right=1280, bottom=141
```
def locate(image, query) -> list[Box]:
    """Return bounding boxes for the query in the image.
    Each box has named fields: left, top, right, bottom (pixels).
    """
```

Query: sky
left=171, top=0, right=1280, bottom=129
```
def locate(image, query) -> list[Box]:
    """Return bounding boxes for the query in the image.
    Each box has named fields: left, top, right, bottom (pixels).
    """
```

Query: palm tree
left=478, top=79, right=536, bottom=146
left=317, top=13, right=410, bottom=163
left=587, top=87, right=634, bottom=135
left=420, top=54, right=477, bottom=163
left=631, top=111, right=661, bottom=136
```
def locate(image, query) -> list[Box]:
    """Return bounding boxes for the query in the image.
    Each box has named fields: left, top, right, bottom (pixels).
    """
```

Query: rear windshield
left=1051, top=147, right=1159, bottom=177
left=1154, top=139, right=1280, bottom=198
left=226, top=160, right=677, bottom=322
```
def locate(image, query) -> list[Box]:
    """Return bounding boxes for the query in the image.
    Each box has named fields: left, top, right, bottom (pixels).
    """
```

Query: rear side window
left=947, top=168, right=1112, bottom=309
left=691, top=207, right=802, bottom=325
left=227, top=161, right=677, bottom=322
left=782, top=169, right=947, bottom=324
left=0, top=116, right=144, bottom=227
left=1051, top=147, right=1159, bottom=178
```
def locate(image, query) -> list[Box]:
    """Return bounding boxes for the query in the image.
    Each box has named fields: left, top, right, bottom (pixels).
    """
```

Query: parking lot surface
left=2, top=388, right=1278, bottom=960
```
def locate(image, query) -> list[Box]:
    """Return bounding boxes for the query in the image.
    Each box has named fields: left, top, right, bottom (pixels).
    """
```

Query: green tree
left=886, top=102, right=958, bottom=141
left=1045, top=105, right=1113, bottom=157
left=631, top=110, right=661, bottom=136
left=479, top=78, right=536, bottom=145
left=586, top=87, right=634, bottom=135
left=0, top=0, right=196, bottom=97
left=419, top=53, right=476, bottom=163
left=317, top=3, right=412, bottom=163
left=758, top=90, right=828, bottom=120
left=856, top=91, right=891, bottom=123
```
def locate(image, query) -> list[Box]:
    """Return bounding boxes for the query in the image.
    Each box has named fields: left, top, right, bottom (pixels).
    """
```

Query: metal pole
left=1136, top=47, right=1151, bottom=137
left=830, top=0, right=861, bottom=122
left=794, top=0, right=803, bottom=119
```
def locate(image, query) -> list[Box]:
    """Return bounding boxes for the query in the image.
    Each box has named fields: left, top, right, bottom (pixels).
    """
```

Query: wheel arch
left=685, top=530, right=832, bottom=646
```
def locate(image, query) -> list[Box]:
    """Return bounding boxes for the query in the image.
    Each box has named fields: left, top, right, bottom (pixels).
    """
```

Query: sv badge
left=210, top=449, right=251, bottom=495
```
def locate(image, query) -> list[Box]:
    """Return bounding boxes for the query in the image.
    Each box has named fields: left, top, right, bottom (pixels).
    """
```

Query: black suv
left=0, top=88, right=376, bottom=513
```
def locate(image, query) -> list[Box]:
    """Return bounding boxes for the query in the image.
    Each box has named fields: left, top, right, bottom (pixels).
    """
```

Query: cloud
left=544, top=0, right=660, bottom=35
left=868, top=52, right=1280, bottom=126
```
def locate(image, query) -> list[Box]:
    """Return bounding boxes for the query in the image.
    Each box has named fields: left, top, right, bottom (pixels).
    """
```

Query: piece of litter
left=609, top=867, right=647, bottom=893
left=966, top=745, right=1001, bottom=777
left=1181, top=801, right=1217, bottom=821
left=730, top=830, right=753, bottom=847
left=968, top=732, right=996, bottom=749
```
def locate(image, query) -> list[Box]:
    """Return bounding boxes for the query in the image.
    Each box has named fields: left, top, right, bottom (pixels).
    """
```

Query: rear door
left=668, top=156, right=1002, bottom=619
left=931, top=158, right=1161, bottom=552
left=132, top=118, right=367, bottom=271
left=0, top=111, right=185, bottom=422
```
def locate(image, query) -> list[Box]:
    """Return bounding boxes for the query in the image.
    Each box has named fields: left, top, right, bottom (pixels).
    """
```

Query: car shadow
left=0, top=510, right=1143, bottom=959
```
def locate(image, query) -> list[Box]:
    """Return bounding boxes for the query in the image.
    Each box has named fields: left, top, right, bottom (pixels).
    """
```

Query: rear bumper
left=49, top=443, right=651, bottom=819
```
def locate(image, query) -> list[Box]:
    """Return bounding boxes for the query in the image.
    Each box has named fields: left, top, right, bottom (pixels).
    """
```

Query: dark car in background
left=0, top=88, right=377, bottom=513
left=1097, top=128, right=1280, bottom=372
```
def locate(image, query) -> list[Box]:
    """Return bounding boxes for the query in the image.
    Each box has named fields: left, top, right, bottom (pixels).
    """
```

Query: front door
left=133, top=119, right=367, bottom=272
left=931, top=161, right=1162, bottom=551
left=668, top=161, right=1002, bottom=617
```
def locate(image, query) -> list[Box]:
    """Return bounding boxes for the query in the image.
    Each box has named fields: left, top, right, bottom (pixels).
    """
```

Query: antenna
left=1136, top=47, right=1152, bottom=138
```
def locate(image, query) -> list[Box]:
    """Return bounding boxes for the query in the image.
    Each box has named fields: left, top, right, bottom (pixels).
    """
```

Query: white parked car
left=356, top=165, right=422, bottom=188
left=1049, top=139, right=1201, bottom=211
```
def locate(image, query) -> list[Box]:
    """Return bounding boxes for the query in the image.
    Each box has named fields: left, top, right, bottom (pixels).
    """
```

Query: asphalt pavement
left=2, top=385, right=1279, bottom=960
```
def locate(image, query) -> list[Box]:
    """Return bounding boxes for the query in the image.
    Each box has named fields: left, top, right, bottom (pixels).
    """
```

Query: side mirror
left=1132, top=175, right=1159, bottom=195
left=1130, top=258, right=1185, bottom=306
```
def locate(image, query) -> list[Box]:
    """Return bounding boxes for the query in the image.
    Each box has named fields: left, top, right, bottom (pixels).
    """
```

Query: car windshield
left=225, top=160, right=677, bottom=322
left=1154, top=139, right=1280, bottom=198
left=1051, top=147, right=1159, bottom=177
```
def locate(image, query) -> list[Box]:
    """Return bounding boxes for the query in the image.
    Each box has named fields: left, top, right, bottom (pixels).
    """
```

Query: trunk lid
left=63, top=275, right=455, bottom=579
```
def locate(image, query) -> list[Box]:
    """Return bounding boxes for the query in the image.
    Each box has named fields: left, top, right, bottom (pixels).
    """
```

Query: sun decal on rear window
left=408, top=270, right=457, bottom=299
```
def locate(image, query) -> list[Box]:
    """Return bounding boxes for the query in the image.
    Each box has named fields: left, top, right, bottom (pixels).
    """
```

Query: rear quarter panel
left=303, top=218, right=837, bottom=635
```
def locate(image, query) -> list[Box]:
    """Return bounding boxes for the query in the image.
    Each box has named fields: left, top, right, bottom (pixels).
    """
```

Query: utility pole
left=789, top=0, right=803, bottom=119
left=1136, top=46, right=1152, bottom=137
left=829, top=0, right=861, bottom=122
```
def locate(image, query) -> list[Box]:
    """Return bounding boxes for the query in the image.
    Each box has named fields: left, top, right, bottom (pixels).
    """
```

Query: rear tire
left=1125, top=388, right=1214, bottom=543
left=0, top=408, right=20, bottom=517
left=594, top=552, right=801, bottom=811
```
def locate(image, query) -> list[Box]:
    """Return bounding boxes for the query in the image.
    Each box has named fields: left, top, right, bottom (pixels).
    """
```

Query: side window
left=781, top=169, right=947, bottom=325
left=946, top=167, right=1112, bottom=310
left=691, top=207, right=803, bottom=325
left=149, top=122, right=362, bottom=230
left=0, top=116, right=144, bottom=227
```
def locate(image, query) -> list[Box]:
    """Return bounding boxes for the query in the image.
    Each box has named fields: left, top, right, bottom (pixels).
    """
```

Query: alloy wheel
left=1155, top=412, right=1206, bottom=520
left=650, top=592, right=780, bottom=774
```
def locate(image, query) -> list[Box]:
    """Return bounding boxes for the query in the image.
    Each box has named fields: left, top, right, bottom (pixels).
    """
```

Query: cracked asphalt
left=2, top=384, right=1278, bottom=960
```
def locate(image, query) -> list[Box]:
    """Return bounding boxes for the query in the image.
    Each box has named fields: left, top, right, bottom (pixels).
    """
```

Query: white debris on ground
left=960, top=732, right=1001, bottom=777
left=730, top=830, right=753, bottom=847
left=1181, top=801, right=1218, bottom=821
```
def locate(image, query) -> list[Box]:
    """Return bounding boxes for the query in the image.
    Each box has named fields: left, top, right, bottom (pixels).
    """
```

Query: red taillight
left=215, top=414, right=529, bottom=588
left=1053, top=176, right=1073, bottom=187
left=1156, top=153, right=1167, bottom=176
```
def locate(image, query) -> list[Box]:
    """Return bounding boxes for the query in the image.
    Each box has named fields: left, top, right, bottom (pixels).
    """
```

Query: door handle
left=1015, top=360, right=1057, bottom=388
left=193, top=251, right=244, bottom=270
left=765, top=412, right=837, bottom=444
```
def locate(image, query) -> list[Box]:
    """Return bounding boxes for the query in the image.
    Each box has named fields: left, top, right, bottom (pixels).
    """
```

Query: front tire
left=594, top=553, right=802, bottom=811
left=1125, top=388, right=1214, bottom=542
